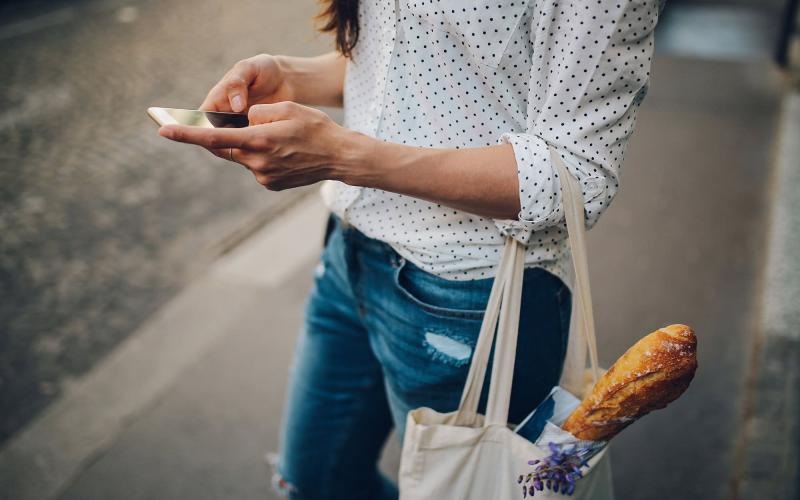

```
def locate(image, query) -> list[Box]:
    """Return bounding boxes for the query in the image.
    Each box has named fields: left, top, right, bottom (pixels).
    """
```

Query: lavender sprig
left=518, top=441, right=604, bottom=497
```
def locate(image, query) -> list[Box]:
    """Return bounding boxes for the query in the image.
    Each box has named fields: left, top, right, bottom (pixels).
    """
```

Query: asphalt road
left=0, top=0, right=332, bottom=444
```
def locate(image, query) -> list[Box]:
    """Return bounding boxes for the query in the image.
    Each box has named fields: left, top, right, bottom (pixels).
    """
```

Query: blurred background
left=0, top=0, right=798, bottom=499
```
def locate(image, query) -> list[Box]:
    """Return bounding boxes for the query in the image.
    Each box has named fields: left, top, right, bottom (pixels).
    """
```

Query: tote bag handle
left=456, top=147, right=601, bottom=426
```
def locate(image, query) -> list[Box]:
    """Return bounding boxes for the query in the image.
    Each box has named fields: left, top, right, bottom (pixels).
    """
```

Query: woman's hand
left=200, top=54, right=294, bottom=113
left=160, top=100, right=520, bottom=218
left=160, top=101, right=374, bottom=190
left=200, top=52, right=347, bottom=112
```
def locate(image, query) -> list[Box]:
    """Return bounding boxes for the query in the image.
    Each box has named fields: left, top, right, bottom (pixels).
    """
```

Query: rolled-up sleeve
left=494, top=0, right=661, bottom=244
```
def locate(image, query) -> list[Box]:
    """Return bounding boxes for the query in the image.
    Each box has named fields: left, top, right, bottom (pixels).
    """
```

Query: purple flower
left=519, top=441, right=604, bottom=497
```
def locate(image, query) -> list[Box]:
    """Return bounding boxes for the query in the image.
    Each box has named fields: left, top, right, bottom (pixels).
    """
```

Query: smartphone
left=147, top=107, right=249, bottom=128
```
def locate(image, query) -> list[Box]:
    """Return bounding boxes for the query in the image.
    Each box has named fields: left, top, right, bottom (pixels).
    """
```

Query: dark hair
left=317, top=0, right=359, bottom=57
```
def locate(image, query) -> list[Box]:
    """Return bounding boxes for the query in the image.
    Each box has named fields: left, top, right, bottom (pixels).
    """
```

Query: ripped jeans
left=272, top=215, right=571, bottom=499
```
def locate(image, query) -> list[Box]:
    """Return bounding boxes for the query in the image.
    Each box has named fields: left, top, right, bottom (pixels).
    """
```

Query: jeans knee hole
left=424, top=331, right=473, bottom=366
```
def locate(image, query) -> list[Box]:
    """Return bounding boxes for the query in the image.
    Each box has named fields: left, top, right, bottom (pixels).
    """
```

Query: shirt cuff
left=493, top=132, right=610, bottom=244
left=492, top=132, right=564, bottom=244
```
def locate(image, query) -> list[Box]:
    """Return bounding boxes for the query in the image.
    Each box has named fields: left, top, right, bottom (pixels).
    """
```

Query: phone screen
left=148, top=107, right=248, bottom=128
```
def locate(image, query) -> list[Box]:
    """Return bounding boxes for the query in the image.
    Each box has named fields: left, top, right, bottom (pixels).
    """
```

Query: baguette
left=562, top=324, right=697, bottom=441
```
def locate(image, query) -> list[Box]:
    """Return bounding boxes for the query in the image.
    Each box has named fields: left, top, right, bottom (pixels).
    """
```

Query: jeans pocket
left=392, top=257, right=489, bottom=320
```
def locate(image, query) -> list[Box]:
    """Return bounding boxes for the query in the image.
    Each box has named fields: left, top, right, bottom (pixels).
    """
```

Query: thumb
left=224, top=75, right=249, bottom=113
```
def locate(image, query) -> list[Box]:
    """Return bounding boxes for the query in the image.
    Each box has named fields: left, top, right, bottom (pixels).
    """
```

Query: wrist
left=329, top=130, right=382, bottom=186
left=331, top=134, right=439, bottom=193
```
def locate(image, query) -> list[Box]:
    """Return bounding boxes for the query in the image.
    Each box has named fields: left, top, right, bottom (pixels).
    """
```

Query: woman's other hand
left=200, top=54, right=294, bottom=113
left=159, top=102, right=374, bottom=190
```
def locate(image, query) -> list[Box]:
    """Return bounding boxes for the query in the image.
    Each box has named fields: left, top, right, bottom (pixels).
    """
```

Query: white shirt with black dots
left=321, top=0, right=660, bottom=281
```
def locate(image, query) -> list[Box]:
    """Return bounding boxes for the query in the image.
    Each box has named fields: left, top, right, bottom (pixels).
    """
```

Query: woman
left=160, top=1, right=660, bottom=498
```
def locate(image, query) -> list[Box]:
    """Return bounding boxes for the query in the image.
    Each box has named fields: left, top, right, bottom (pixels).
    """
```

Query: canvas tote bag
left=398, top=147, right=614, bottom=499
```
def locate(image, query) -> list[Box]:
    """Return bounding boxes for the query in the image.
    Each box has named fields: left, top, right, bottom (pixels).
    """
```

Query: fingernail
left=231, top=95, right=243, bottom=111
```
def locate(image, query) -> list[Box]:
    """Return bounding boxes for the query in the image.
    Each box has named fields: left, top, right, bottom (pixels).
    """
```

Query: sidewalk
left=0, top=195, right=351, bottom=500
left=0, top=56, right=794, bottom=499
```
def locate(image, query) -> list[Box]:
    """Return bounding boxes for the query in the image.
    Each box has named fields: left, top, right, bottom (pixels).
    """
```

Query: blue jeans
left=273, top=215, right=571, bottom=499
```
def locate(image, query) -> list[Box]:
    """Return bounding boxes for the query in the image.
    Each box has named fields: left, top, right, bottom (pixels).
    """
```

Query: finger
left=199, top=59, right=257, bottom=112
left=248, top=101, right=307, bottom=125
left=208, top=147, right=239, bottom=163
left=224, top=76, right=249, bottom=113
left=233, top=149, right=267, bottom=169
left=252, top=171, right=272, bottom=188
left=207, top=147, right=226, bottom=159
left=159, top=125, right=251, bottom=149
left=209, top=147, right=262, bottom=168
left=199, top=84, right=229, bottom=111
left=225, top=60, right=258, bottom=112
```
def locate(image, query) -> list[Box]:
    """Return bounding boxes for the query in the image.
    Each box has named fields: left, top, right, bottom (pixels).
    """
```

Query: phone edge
left=147, top=107, right=178, bottom=127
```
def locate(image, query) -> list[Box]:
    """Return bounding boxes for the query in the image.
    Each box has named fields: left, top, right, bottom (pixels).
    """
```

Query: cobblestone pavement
left=0, top=0, right=331, bottom=444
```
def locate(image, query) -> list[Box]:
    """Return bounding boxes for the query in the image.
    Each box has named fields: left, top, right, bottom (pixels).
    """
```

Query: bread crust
left=562, top=324, right=697, bottom=441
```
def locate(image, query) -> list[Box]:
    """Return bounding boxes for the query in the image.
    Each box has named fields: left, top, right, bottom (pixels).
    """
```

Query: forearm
left=339, top=137, right=522, bottom=220
left=275, top=52, right=346, bottom=108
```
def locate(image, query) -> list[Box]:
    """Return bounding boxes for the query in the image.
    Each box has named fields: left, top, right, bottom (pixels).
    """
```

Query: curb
left=734, top=92, right=800, bottom=499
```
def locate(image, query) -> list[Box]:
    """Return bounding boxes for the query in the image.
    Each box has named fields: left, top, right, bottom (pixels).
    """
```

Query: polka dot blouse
left=321, top=0, right=661, bottom=281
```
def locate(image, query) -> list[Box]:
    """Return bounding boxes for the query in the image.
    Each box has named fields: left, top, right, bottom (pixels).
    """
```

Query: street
left=0, top=0, right=328, bottom=444
left=0, top=1, right=797, bottom=499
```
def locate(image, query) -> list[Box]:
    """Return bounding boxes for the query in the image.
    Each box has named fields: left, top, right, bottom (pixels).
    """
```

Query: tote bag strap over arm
left=554, top=148, right=602, bottom=391
left=456, top=146, right=601, bottom=427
